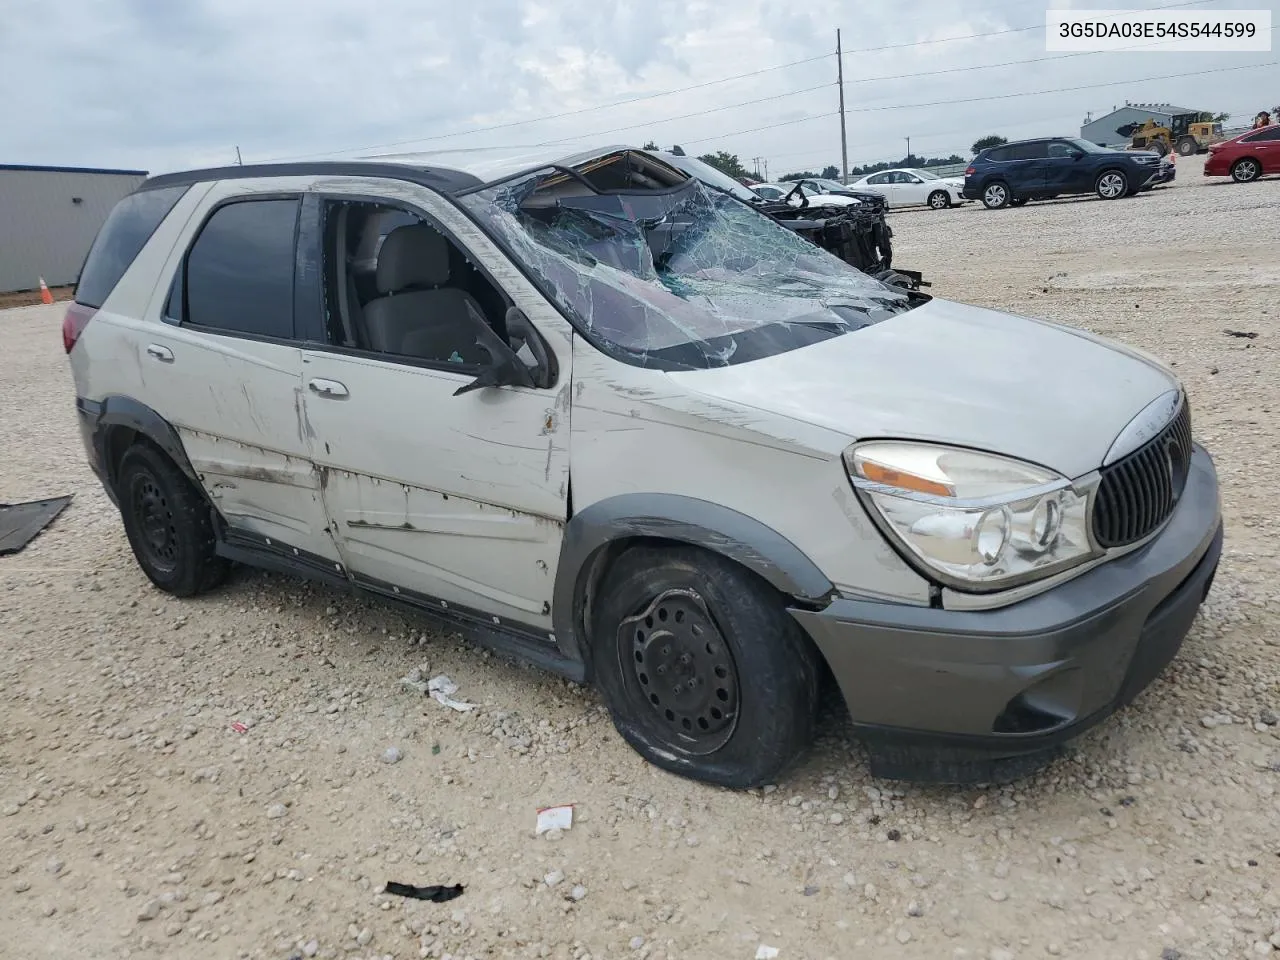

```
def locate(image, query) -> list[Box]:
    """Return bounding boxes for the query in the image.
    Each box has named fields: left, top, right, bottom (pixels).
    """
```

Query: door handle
left=146, top=344, right=174, bottom=363
left=308, top=378, right=349, bottom=399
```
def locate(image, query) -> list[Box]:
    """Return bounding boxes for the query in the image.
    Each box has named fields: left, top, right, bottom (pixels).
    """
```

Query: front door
left=1044, top=140, right=1085, bottom=195
left=295, top=182, right=573, bottom=633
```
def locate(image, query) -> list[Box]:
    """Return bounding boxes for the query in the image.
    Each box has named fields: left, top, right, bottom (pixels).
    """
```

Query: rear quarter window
left=985, top=147, right=1011, bottom=162
left=74, top=185, right=190, bottom=308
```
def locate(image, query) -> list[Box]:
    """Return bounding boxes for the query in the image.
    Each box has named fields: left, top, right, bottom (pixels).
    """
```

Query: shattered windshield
left=458, top=155, right=912, bottom=370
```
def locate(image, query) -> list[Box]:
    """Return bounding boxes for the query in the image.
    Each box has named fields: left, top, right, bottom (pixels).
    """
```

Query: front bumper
left=791, top=444, right=1222, bottom=782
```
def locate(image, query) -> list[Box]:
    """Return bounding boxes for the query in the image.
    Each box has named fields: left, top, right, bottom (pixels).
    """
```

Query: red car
left=1203, top=125, right=1280, bottom=183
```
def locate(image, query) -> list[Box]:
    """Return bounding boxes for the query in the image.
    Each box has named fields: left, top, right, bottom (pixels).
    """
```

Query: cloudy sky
left=4, top=0, right=1276, bottom=178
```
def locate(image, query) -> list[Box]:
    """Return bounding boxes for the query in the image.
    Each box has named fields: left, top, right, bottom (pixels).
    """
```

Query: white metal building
left=0, top=164, right=147, bottom=294
left=1080, top=103, right=1207, bottom=148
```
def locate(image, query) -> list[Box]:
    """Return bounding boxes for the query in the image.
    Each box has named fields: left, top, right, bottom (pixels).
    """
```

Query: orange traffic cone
left=38, top=277, right=53, bottom=305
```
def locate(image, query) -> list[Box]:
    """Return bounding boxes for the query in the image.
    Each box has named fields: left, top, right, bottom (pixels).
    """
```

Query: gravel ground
left=3, top=156, right=1279, bottom=960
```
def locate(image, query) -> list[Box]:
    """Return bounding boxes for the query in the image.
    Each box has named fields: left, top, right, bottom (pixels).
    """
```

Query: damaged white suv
left=65, top=145, right=1222, bottom=787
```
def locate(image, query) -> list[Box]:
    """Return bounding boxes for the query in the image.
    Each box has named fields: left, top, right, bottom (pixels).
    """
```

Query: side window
left=985, top=147, right=1011, bottom=162
left=867, top=172, right=892, bottom=185
left=1244, top=127, right=1280, bottom=142
left=320, top=200, right=511, bottom=369
left=1009, top=142, right=1049, bottom=161
left=176, top=198, right=299, bottom=339
left=1047, top=141, right=1076, bottom=158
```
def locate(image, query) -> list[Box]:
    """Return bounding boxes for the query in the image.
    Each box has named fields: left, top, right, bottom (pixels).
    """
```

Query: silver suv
left=64, top=145, right=1223, bottom=787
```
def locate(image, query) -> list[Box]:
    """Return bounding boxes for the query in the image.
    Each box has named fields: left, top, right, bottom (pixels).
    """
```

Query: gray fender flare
left=551, top=493, right=835, bottom=673
left=86, top=394, right=199, bottom=491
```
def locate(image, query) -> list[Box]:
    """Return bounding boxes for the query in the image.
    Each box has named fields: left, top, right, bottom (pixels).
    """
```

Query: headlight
left=845, top=441, right=1096, bottom=591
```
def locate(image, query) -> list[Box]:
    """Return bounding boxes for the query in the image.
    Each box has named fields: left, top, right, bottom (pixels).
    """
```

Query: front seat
left=362, top=224, right=492, bottom=364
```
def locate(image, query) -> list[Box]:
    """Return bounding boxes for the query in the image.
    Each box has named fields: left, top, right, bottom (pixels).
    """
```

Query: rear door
left=1242, top=126, right=1280, bottom=172
left=861, top=172, right=894, bottom=203
left=1006, top=141, right=1049, bottom=195
left=142, top=179, right=341, bottom=569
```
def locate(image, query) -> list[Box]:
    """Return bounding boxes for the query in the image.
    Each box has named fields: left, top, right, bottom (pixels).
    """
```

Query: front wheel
left=1232, top=158, right=1262, bottom=183
left=592, top=546, right=821, bottom=789
left=1095, top=170, right=1129, bottom=199
left=1176, top=137, right=1198, bottom=157
left=927, top=190, right=951, bottom=210
left=981, top=182, right=1011, bottom=209
left=117, top=444, right=229, bottom=596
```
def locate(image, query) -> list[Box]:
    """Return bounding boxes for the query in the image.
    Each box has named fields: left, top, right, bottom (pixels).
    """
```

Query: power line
left=681, top=59, right=1278, bottom=147
left=259, top=0, right=1225, bottom=162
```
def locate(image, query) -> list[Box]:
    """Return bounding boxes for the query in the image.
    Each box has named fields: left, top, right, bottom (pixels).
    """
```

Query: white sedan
left=846, top=168, right=967, bottom=209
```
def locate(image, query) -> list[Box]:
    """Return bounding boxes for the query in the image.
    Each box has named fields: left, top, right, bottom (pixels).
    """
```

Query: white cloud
left=2, top=0, right=1275, bottom=176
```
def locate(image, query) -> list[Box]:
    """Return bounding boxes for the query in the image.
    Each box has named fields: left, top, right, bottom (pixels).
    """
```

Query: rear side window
left=1244, top=127, right=1280, bottom=142
left=75, top=185, right=189, bottom=308
left=1009, top=142, right=1049, bottom=161
left=182, top=198, right=299, bottom=339
left=985, top=147, right=1011, bottom=162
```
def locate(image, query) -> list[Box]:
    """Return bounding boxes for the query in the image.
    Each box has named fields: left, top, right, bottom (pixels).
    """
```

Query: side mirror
left=504, top=306, right=556, bottom=389
left=451, top=302, right=552, bottom=397
left=1071, top=151, right=1085, bottom=160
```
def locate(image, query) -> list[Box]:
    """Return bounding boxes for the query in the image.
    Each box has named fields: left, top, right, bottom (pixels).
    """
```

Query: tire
left=981, top=181, right=1010, bottom=209
left=116, top=443, right=229, bottom=597
left=927, top=190, right=951, bottom=210
left=591, top=545, right=821, bottom=789
left=1231, top=158, right=1262, bottom=183
left=1095, top=169, right=1129, bottom=200
left=1176, top=137, right=1198, bottom=157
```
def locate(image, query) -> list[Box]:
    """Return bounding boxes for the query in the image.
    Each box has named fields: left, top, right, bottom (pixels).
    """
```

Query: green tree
left=1210, top=113, right=1230, bottom=123
left=971, top=134, right=1007, bottom=153
left=698, top=151, right=752, bottom=180
left=820, top=165, right=840, bottom=180
left=778, top=170, right=820, bottom=181
left=642, top=140, right=659, bottom=150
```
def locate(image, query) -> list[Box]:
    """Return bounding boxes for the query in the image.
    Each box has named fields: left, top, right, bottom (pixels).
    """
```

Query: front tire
left=982, top=182, right=1011, bottom=209
left=592, top=546, right=821, bottom=789
left=117, top=444, right=228, bottom=597
left=927, top=190, right=951, bottom=210
left=1095, top=169, right=1129, bottom=200
left=1231, top=158, right=1262, bottom=183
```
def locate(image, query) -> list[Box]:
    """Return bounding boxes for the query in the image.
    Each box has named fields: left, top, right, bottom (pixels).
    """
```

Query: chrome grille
left=1093, top=400, right=1193, bottom=548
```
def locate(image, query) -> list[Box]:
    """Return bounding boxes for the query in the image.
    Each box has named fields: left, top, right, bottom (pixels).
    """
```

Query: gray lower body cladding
left=791, top=445, right=1222, bottom=783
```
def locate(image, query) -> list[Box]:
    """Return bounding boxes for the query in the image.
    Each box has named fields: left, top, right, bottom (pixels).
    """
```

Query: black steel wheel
left=622, top=588, right=739, bottom=754
left=592, top=545, right=821, bottom=789
left=117, top=443, right=228, bottom=596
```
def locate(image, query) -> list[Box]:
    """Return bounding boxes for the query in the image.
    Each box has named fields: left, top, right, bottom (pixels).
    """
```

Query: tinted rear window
left=75, top=185, right=190, bottom=308
left=1244, top=127, right=1280, bottom=142
left=985, top=147, right=1011, bottom=162
left=183, top=198, right=299, bottom=339
left=1009, top=142, right=1049, bottom=161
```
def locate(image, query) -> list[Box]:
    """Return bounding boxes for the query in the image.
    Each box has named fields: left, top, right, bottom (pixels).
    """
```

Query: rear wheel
left=1231, top=158, right=1262, bottom=183
left=1095, top=170, right=1129, bottom=200
left=981, top=182, right=1011, bottom=209
left=927, top=190, right=951, bottom=210
left=591, top=546, right=821, bottom=789
left=117, top=444, right=228, bottom=596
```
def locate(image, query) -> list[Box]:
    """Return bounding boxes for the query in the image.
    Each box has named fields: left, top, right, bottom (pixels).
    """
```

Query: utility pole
left=836, top=29, right=848, bottom=184
left=763, top=158, right=769, bottom=181
left=905, top=136, right=911, bottom=164
left=234, top=145, right=243, bottom=166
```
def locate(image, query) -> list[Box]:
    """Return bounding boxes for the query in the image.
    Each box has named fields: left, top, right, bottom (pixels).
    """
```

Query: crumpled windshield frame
left=455, top=154, right=914, bottom=371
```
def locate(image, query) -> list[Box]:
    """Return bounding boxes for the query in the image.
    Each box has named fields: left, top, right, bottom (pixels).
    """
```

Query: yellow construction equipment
left=1118, top=114, right=1224, bottom=156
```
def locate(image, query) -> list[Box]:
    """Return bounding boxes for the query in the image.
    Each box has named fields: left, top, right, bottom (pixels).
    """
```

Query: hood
left=666, top=298, right=1179, bottom=479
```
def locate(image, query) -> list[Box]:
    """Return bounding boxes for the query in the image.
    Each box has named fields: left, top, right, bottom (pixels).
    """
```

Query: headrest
left=376, top=224, right=450, bottom=293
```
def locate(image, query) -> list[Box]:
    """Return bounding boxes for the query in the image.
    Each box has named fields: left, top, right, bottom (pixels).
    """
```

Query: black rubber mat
left=0, top=495, right=72, bottom=556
